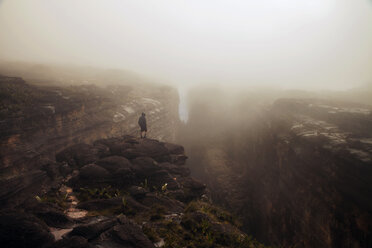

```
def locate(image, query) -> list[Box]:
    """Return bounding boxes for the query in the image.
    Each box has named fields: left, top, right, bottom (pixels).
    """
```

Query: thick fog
left=0, top=0, right=372, bottom=89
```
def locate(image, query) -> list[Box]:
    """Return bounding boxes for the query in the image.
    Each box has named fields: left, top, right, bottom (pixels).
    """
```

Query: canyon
left=179, top=87, right=372, bottom=248
left=0, top=73, right=371, bottom=247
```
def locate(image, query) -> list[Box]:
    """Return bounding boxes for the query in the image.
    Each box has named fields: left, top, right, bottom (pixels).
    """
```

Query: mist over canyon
left=1, top=1, right=372, bottom=247
left=177, top=86, right=372, bottom=247
left=0, top=63, right=371, bottom=248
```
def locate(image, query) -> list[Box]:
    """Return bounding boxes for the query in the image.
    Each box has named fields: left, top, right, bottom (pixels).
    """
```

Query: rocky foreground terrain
left=0, top=136, right=268, bottom=248
left=0, top=75, right=269, bottom=248
left=0, top=74, right=178, bottom=205
left=182, top=95, right=372, bottom=248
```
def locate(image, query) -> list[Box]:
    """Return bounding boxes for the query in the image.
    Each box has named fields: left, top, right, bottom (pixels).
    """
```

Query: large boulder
left=159, top=162, right=190, bottom=177
left=108, top=167, right=135, bottom=187
left=79, top=164, right=110, bottom=181
left=0, top=211, right=54, bottom=248
left=92, top=137, right=187, bottom=164
left=94, top=137, right=134, bottom=155
left=170, top=154, right=188, bottom=165
left=97, top=215, right=155, bottom=248
left=121, top=139, right=171, bottom=162
left=68, top=218, right=117, bottom=240
left=56, top=143, right=109, bottom=167
left=28, top=202, right=72, bottom=228
left=95, top=156, right=132, bottom=173
left=131, top=157, right=161, bottom=178
left=68, top=164, right=111, bottom=188
left=163, top=142, right=184, bottom=155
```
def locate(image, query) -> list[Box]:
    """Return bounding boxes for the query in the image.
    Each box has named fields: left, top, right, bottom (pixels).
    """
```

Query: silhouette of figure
left=138, top=112, right=147, bottom=138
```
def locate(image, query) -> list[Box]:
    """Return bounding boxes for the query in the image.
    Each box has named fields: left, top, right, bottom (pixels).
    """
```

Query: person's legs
left=140, top=128, right=147, bottom=138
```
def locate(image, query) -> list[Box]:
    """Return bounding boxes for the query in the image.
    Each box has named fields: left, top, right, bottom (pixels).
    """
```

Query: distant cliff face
left=0, top=75, right=179, bottom=206
left=238, top=99, right=372, bottom=248
left=179, top=90, right=372, bottom=248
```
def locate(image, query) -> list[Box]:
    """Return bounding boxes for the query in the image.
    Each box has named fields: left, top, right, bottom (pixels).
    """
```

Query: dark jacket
left=138, top=116, right=147, bottom=130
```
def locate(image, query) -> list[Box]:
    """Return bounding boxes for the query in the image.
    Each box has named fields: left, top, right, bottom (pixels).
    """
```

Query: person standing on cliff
left=138, top=112, right=147, bottom=138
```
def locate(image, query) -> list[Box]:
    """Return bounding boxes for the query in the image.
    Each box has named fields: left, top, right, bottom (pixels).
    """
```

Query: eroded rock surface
left=0, top=135, right=265, bottom=248
left=0, top=75, right=179, bottom=208
left=188, top=98, right=372, bottom=248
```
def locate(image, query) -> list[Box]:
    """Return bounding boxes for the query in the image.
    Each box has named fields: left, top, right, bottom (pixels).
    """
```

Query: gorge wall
left=178, top=88, right=372, bottom=248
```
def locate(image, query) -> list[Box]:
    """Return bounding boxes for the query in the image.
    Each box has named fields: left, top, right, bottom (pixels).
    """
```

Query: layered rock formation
left=0, top=136, right=267, bottom=248
left=0, top=75, right=179, bottom=207
left=256, top=99, right=372, bottom=247
left=180, top=92, right=372, bottom=248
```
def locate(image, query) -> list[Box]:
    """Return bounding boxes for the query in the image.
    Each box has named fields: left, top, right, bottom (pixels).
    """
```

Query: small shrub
left=78, top=186, right=121, bottom=201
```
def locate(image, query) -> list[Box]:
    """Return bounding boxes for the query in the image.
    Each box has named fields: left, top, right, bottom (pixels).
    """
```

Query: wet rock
left=68, top=218, right=117, bottom=240
left=96, top=156, right=132, bottom=173
left=79, top=164, right=110, bottom=181
left=98, top=215, right=155, bottom=248
left=0, top=211, right=54, bottom=248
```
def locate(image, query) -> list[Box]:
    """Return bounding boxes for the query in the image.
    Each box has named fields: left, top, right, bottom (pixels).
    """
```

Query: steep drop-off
left=0, top=135, right=268, bottom=248
left=0, top=74, right=269, bottom=247
left=179, top=89, right=372, bottom=248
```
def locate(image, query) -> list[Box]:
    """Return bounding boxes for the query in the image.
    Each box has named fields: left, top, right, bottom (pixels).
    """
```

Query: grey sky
left=0, top=0, right=371, bottom=89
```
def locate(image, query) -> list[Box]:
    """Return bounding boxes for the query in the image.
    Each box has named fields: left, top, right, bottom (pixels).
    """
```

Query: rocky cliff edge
left=0, top=136, right=268, bottom=248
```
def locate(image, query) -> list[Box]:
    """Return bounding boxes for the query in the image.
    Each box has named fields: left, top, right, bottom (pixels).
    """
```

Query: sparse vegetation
left=34, top=191, right=69, bottom=209
left=140, top=200, right=271, bottom=248
left=77, top=186, right=121, bottom=201
left=140, top=178, right=149, bottom=190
